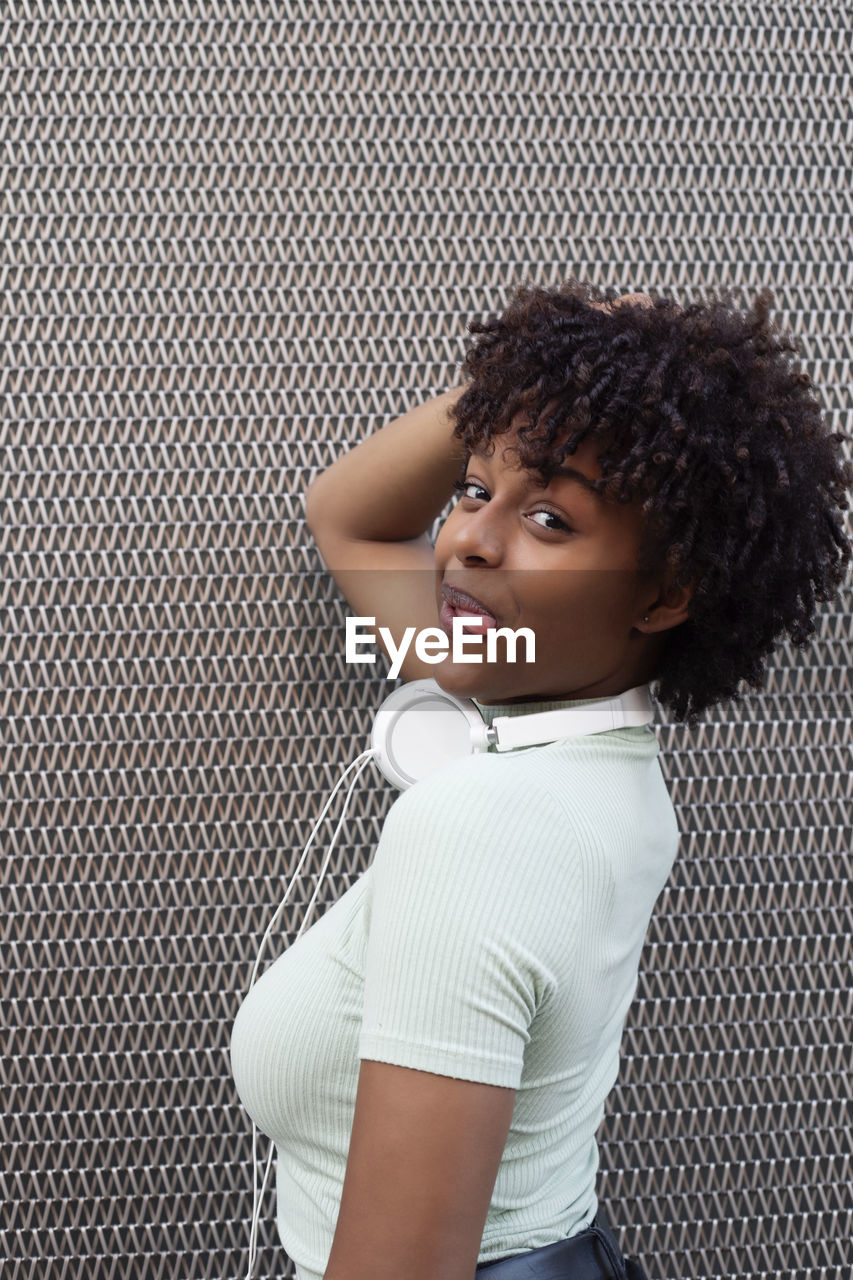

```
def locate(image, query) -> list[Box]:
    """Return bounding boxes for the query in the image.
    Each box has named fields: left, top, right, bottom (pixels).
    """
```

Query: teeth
left=453, top=607, right=494, bottom=629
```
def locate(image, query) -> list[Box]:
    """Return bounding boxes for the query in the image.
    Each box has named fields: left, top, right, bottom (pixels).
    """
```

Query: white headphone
left=239, top=677, right=655, bottom=1275
left=370, top=677, right=655, bottom=790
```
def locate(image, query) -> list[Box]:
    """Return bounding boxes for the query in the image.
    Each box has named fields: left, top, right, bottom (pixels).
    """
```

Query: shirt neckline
left=472, top=689, right=633, bottom=727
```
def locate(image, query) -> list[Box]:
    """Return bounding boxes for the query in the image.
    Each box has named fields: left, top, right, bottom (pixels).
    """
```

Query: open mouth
left=439, top=585, right=499, bottom=636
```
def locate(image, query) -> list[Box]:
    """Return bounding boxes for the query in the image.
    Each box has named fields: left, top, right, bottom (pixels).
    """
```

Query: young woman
left=229, top=280, right=851, bottom=1280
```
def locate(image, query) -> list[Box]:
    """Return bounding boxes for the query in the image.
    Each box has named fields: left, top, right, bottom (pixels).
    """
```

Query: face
left=431, top=422, right=667, bottom=704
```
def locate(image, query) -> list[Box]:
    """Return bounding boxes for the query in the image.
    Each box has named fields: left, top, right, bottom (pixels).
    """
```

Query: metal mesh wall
left=2, top=5, right=851, bottom=1278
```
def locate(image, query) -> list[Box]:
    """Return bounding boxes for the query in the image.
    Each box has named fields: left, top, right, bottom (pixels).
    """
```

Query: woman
left=229, top=280, right=851, bottom=1280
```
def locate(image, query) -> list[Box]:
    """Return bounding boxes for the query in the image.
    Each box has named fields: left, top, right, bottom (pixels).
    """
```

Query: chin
left=432, top=662, right=517, bottom=703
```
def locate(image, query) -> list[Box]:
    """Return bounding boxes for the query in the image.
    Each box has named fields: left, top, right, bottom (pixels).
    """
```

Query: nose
left=449, top=502, right=504, bottom=565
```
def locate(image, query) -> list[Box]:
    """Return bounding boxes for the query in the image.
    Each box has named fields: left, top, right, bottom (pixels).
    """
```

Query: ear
left=639, top=572, right=697, bottom=634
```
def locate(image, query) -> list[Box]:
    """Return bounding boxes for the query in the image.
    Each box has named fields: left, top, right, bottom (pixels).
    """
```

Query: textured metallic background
left=2, top=5, right=852, bottom=1279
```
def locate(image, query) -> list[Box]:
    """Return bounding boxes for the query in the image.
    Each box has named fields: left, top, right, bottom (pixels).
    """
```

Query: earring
left=643, top=614, right=649, bottom=623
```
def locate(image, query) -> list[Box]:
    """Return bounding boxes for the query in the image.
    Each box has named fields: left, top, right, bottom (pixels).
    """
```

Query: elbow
left=303, top=473, right=329, bottom=536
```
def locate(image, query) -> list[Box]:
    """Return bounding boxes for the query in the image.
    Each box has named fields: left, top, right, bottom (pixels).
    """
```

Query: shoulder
left=388, top=749, right=561, bottom=830
left=375, top=750, right=581, bottom=888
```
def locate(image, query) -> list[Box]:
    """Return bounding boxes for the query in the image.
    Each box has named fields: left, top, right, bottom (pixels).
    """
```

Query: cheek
left=432, top=511, right=456, bottom=563
left=431, top=531, right=446, bottom=574
left=530, top=572, right=635, bottom=639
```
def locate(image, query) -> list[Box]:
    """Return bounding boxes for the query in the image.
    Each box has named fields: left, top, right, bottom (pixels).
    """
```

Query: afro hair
left=449, top=278, right=853, bottom=727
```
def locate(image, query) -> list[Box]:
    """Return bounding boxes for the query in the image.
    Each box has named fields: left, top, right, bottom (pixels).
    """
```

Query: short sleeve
left=357, top=757, right=581, bottom=1088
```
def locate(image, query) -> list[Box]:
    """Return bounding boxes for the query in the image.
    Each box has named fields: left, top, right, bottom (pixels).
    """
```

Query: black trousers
left=474, top=1205, right=648, bottom=1280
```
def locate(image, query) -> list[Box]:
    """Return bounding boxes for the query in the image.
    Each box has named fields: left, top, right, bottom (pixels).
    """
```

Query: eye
left=451, top=477, right=573, bottom=534
left=527, top=508, right=573, bottom=533
left=452, top=477, right=487, bottom=501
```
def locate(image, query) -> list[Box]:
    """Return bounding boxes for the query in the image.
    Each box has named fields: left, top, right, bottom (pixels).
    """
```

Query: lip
left=439, top=584, right=500, bottom=636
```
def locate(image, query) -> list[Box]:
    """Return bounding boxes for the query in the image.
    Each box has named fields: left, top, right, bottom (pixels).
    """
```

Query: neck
left=472, top=685, right=645, bottom=726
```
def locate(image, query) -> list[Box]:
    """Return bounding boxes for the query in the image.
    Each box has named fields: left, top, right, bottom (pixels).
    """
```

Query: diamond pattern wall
left=2, top=5, right=851, bottom=1279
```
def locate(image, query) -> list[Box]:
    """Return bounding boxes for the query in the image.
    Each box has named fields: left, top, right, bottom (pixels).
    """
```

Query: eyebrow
left=467, top=449, right=603, bottom=501
left=547, top=465, right=601, bottom=496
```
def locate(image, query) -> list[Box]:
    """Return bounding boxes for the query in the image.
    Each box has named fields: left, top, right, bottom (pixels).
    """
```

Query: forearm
left=304, top=386, right=469, bottom=542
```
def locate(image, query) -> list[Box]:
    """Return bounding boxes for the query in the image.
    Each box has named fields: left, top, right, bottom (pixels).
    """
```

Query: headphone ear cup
left=369, top=679, right=489, bottom=791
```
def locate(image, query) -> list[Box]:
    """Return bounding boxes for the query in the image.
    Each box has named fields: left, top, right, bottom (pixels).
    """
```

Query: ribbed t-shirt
left=229, top=689, right=680, bottom=1280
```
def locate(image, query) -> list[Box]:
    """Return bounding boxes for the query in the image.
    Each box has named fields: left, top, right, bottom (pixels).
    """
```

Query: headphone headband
left=370, top=678, right=655, bottom=791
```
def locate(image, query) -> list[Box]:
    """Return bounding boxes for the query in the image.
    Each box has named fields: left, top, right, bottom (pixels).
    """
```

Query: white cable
left=243, top=747, right=378, bottom=1278
left=246, top=1121, right=275, bottom=1277
left=246, top=749, right=376, bottom=993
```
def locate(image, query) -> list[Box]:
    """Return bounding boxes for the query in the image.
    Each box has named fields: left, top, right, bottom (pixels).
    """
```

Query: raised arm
left=304, top=387, right=469, bottom=681
left=305, top=386, right=468, bottom=541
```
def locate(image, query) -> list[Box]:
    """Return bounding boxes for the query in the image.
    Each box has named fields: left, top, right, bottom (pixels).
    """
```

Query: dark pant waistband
left=474, top=1205, right=628, bottom=1280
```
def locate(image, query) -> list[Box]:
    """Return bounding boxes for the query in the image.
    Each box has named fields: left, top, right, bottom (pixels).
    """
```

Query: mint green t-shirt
left=229, top=691, right=680, bottom=1280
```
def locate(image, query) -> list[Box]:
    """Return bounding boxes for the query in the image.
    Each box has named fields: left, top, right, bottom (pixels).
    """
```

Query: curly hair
left=448, top=278, right=853, bottom=727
